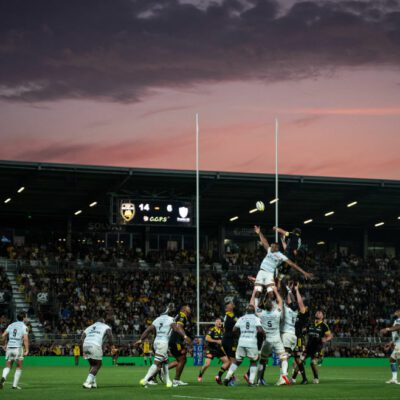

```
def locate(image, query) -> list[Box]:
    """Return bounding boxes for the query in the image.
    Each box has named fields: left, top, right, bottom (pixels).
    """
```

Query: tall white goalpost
left=275, top=118, right=279, bottom=242
left=196, top=113, right=200, bottom=336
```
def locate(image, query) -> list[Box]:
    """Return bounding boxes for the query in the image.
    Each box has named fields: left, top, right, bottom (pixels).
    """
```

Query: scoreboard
left=114, top=198, right=193, bottom=226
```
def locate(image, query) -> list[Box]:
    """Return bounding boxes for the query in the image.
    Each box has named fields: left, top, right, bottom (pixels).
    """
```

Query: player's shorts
left=153, top=340, right=169, bottom=360
left=222, top=339, right=236, bottom=358
left=235, top=346, right=259, bottom=362
left=206, top=347, right=226, bottom=360
left=255, top=270, right=274, bottom=286
left=83, top=343, right=103, bottom=360
left=261, top=337, right=285, bottom=358
left=391, top=345, right=400, bottom=360
left=169, top=341, right=187, bottom=359
left=5, top=347, right=23, bottom=361
left=305, top=343, right=323, bottom=359
left=282, top=332, right=297, bottom=351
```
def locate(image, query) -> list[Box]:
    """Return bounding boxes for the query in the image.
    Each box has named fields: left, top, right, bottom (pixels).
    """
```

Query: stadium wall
left=0, top=357, right=389, bottom=367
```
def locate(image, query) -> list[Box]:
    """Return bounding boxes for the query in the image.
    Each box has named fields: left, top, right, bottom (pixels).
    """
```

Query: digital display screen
left=117, top=199, right=193, bottom=226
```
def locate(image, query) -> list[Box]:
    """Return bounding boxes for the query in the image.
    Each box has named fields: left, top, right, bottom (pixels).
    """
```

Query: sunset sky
left=1, top=0, right=400, bottom=179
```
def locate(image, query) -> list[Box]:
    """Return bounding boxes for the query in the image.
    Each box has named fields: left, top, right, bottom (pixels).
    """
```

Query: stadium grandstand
left=1, top=159, right=400, bottom=360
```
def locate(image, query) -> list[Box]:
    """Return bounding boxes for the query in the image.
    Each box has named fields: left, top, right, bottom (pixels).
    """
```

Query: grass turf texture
left=0, top=365, right=398, bottom=400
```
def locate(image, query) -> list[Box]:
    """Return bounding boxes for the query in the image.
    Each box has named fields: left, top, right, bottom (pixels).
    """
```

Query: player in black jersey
left=273, top=226, right=302, bottom=277
left=168, top=305, right=193, bottom=386
left=291, top=284, right=310, bottom=384
left=219, top=301, right=237, bottom=384
left=294, top=310, right=332, bottom=384
left=198, top=318, right=230, bottom=383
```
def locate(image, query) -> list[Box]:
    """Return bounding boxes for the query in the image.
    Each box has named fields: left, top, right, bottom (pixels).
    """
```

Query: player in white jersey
left=223, top=304, right=264, bottom=387
left=251, top=226, right=313, bottom=308
left=380, top=309, right=400, bottom=384
left=135, top=304, right=191, bottom=388
left=0, top=313, right=29, bottom=390
left=282, top=282, right=306, bottom=353
left=82, top=318, right=113, bottom=389
left=253, top=286, right=291, bottom=385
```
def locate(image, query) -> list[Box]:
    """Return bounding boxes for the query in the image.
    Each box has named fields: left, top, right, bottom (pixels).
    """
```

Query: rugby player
left=380, top=309, right=400, bottom=384
left=223, top=304, right=264, bottom=387
left=136, top=304, right=190, bottom=388
left=252, top=286, right=291, bottom=385
left=295, top=310, right=332, bottom=384
left=168, top=305, right=193, bottom=386
left=0, top=313, right=29, bottom=390
left=82, top=318, right=113, bottom=389
left=251, top=226, right=312, bottom=308
left=198, top=318, right=230, bottom=383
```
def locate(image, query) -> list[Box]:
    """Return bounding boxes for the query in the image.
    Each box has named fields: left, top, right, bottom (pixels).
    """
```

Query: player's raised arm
left=285, top=259, right=313, bottom=280
left=254, top=226, right=270, bottom=251
left=273, top=226, right=289, bottom=236
left=380, top=325, right=400, bottom=335
left=273, top=286, right=283, bottom=310
left=294, top=283, right=307, bottom=314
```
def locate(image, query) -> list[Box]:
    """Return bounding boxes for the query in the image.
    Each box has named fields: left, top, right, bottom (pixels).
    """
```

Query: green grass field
left=0, top=365, right=398, bottom=400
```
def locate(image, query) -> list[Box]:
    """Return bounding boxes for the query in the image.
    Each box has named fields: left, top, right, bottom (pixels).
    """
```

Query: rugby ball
left=256, top=201, right=265, bottom=212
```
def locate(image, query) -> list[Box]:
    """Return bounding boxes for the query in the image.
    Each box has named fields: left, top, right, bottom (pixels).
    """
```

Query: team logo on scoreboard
left=177, top=206, right=190, bottom=222
left=120, top=201, right=135, bottom=222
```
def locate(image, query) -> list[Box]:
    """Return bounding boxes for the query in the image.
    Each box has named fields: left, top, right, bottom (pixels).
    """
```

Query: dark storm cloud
left=1, top=0, right=400, bottom=102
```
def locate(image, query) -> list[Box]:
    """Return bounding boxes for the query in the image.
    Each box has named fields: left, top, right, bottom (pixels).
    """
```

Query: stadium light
left=249, top=208, right=258, bottom=214
left=374, top=222, right=384, bottom=227
left=74, top=210, right=82, bottom=216
left=269, top=198, right=279, bottom=204
left=317, top=241, right=325, bottom=245
left=304, top=219, right=313, bottom=224
left=229, top=216, right=239, bottom=222
left=89, top=201, right=97, bottom=207
left=17, top=186, right=25, bottom=193
left=4, top=198, right=11, bottom=204
left=325, top=211, right=334, bottom=217
left=347, top=201, right=357, bottom=208
left=398, top=216, right=400, bottom=220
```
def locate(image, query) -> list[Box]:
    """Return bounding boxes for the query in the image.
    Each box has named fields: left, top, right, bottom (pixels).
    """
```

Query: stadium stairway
left=5, top=270, right=45, bottom=340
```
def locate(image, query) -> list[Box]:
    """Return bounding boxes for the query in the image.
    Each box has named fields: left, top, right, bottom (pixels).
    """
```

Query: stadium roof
left=0, top=160, right=399, bottom=230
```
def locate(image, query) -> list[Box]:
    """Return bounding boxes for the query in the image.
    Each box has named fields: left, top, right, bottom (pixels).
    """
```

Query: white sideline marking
left=173, top=396, right=232, bottom=400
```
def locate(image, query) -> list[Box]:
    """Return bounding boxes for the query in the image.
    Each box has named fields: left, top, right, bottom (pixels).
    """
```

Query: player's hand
left=247, top=275, right=256, bottom=283
left=24, top=350, right=29, bottom=356
left=273, top=226, right=277, bottom=231
left=380, top=328, right=388, bottom=335
left=184, top=336, right=192, bottom=345
left=216, top=340, right=222, bottom=345
left=134, top=339, right=142, bottom=347
left=254, top=226, right=261, bottom=235
left=303, top=272, right=314, bottom=280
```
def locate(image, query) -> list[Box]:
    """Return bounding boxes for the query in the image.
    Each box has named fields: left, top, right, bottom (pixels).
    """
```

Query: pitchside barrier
left=0, top=357, right=391, bottom=367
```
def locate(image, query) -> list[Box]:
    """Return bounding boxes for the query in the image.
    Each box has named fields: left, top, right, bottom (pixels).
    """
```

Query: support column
left=363, top=229, right=368, bottom=259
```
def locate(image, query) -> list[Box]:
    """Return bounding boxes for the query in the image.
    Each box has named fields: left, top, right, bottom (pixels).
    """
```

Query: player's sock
left=2, top=367, right=10, bottom=380
left=198, top=370, right=203, bottom=378
left=311, top=364, right=318, bottom=380
left=249, top=365, right=257, bottom=384
left=163, top=363, right=170, bottom=383
left=225, top=364, right=238, bottom=380
left=144, top=364, right=158, bottom=383
left=281, top=359, right=288, bottom=376
left=218, top=367, right=227, bottom=378
left=86, top=373, right=95, bottom=384
left=258, top=363, right=266, bottom=380
left=255, top=297, right=260, bottom=308
left=298, top=362, right=306, bottom=380
left=391, top=362, right=398, bottom=381
left=13, top=369, right=22, bottom=388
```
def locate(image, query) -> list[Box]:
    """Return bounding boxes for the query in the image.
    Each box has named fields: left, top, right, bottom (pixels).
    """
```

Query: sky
left=0, top=0, right=400, bottom=179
